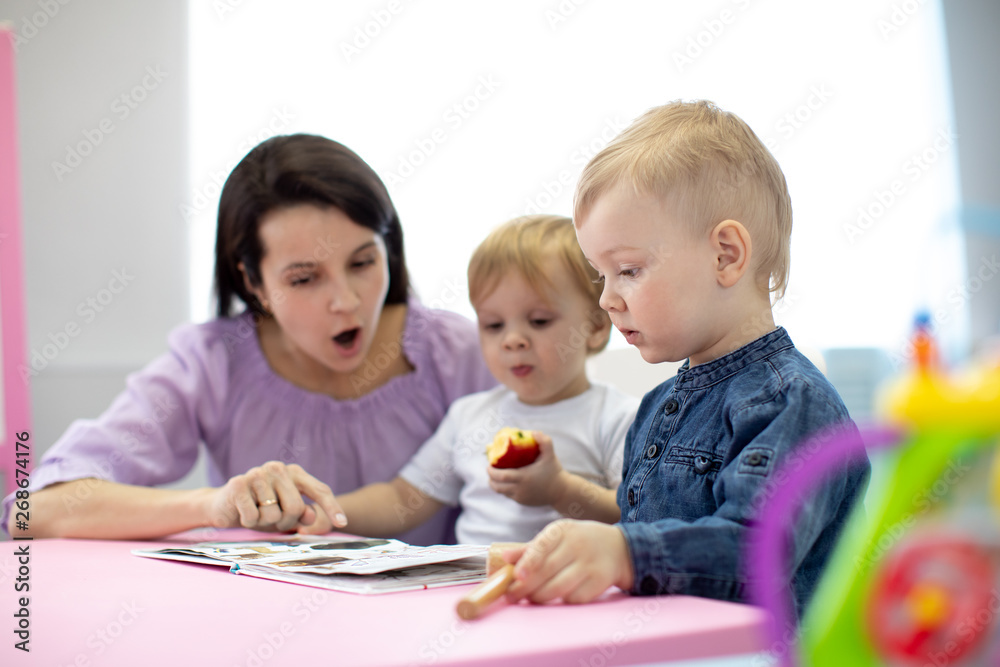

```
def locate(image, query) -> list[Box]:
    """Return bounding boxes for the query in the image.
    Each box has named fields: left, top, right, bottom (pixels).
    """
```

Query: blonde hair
left=468, top=214, right=610, bottom=353
left=574, top=100, right=792, bottom=299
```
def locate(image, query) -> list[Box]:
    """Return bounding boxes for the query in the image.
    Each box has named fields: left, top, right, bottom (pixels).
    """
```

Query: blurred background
left=1, top=0, right=998, bottom=490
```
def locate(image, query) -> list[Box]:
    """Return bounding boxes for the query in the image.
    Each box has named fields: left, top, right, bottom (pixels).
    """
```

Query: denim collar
left=673, top=327, right=794, bottom=390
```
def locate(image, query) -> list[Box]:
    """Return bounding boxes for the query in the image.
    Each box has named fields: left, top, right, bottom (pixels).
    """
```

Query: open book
left=133, top=536, right=487, bottom=594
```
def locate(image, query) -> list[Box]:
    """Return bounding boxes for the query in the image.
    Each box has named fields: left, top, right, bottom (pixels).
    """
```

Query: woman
left=5, top=134, right=496, bottom=544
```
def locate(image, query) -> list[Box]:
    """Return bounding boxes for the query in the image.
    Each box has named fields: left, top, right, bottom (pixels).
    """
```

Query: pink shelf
left=0, top=26, right=32, bottom=500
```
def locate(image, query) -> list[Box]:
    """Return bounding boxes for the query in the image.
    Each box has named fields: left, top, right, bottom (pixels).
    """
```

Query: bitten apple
left=487, top=428, right=541, bottom=468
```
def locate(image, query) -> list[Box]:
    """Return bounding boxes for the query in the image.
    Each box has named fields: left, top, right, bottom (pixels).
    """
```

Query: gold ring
left=259, top=498, right=279, bottom=507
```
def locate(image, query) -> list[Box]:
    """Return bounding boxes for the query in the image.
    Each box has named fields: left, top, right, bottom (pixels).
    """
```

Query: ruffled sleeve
left=1, top=318, right=234, bottom=531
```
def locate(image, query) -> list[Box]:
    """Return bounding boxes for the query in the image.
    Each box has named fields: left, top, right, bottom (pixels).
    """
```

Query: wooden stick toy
left=455, top=542, right=523, bottom=620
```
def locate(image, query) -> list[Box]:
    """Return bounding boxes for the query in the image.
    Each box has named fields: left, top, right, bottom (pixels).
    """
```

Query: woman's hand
left=487, top=432, right=569, bottom=507
left=206, top=461, right=347, bottom=534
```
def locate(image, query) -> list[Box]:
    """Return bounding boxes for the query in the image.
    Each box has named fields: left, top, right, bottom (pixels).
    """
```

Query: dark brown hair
left=214, top=134, right=408, bottom=317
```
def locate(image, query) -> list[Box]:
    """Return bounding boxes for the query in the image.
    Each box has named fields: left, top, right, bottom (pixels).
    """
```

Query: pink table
left=1, top=529, right=766, bottom=666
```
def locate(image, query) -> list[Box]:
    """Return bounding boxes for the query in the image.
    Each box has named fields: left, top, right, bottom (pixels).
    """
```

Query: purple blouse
left=4, top=299, right=497, bottom=545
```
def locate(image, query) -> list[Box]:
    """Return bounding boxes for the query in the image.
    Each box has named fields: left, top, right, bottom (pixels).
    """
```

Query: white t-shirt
left=399, top=383, right=639, bottom=544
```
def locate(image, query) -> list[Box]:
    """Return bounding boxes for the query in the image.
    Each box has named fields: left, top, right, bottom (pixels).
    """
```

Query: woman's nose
left=328, top=279, right=361, bottom=313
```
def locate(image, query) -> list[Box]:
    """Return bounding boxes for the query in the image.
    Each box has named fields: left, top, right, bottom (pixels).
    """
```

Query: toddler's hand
left=504, top=519, right=634, bottom=604
left=487, top=432, right=567, bottom=506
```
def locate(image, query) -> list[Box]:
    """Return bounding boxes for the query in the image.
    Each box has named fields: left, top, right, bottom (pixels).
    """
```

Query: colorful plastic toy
left=751, top=315, right=1000, bottom=667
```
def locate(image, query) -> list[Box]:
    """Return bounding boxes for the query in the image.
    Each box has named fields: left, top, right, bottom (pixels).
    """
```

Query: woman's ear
left=711, top=220, right=752, bottom=288
left=238, top=261, right=268, bottom=311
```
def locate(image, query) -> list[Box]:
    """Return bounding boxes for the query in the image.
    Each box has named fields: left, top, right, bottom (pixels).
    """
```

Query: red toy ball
left=867, top=532, right=995, bottom=666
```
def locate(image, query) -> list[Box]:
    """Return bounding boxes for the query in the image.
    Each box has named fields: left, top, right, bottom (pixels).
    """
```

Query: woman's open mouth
left=332, top=327, right=362, bottom=355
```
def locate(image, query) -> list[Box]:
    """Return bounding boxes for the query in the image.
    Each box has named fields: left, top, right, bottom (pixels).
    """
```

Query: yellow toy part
left=877, top=322, right=1000, bottom=434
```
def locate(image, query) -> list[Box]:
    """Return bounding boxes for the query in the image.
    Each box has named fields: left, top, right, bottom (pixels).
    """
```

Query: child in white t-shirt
left=331, top=215, right=639, bottom=544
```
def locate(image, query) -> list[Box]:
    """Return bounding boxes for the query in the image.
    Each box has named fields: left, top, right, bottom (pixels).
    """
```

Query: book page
left=134, top=536, right=488, bottom=575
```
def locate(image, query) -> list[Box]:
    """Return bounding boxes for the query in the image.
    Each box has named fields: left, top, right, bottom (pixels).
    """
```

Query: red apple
left=487, top=428, right=540, bottom=468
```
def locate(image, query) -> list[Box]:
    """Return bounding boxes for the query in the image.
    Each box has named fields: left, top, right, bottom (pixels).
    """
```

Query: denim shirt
left=616, top=327, right=869, bottom=616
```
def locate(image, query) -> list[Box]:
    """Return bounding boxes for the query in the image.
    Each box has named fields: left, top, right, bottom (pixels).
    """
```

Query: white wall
left=4, top=0, right=995, bottom=473
left=185, top=0, right=964, bottom=423
left=941, top=0, right=1000, bottom=354
left=2, top=0, right=188, bottom=459
left=186, top=0, right=963, bottom=362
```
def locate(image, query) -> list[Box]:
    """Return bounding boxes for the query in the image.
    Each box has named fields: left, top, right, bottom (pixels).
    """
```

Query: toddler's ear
left=586, top=311, right=613, bottom=352
left=711, top=220, right=752, bottom=288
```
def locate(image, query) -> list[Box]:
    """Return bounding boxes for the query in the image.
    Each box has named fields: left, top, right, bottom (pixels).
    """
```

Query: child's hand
left=487, top=432, right=568, bottom=507
left=503, top=519, right=634, bottom=604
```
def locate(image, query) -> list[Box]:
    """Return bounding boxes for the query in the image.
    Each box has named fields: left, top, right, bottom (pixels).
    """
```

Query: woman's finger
left=295, top=503, right=331, bottom=535
left=287, top=465, right=347, bottom=529
left=230, top=478, right=261, bottom=527
left=269, top=476, right=307, bottom=532
left=247, top=473, right=282, bottom=527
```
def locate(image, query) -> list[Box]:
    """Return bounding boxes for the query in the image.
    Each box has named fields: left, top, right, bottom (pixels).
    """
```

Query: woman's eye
left=351, top=257, right=376, bottom=270
left=619, top=268, right=639, bottom=279
left=591, top=275, right=605, bottom=284
left=289, top=275, right=312, bottom=286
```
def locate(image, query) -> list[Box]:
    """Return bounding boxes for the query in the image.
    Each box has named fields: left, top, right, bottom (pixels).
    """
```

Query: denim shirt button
left=694, top=455, right=712, bottom=474
left=747, top=452, right=762, bottom=466
left=627, top=488, right=636, bottom=506
left=639, top=575, right=659, bottom=595
left=664, top=399, right=679, bottom=415
left=646, top=444, right=658, bottom=459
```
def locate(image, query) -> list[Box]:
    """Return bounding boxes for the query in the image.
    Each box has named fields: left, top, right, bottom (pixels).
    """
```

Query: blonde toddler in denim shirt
left=505, top=100, right=870, bottom=618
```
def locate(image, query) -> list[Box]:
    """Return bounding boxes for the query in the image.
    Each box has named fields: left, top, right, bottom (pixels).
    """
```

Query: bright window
left=188, top=0, right=961, bottom=361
